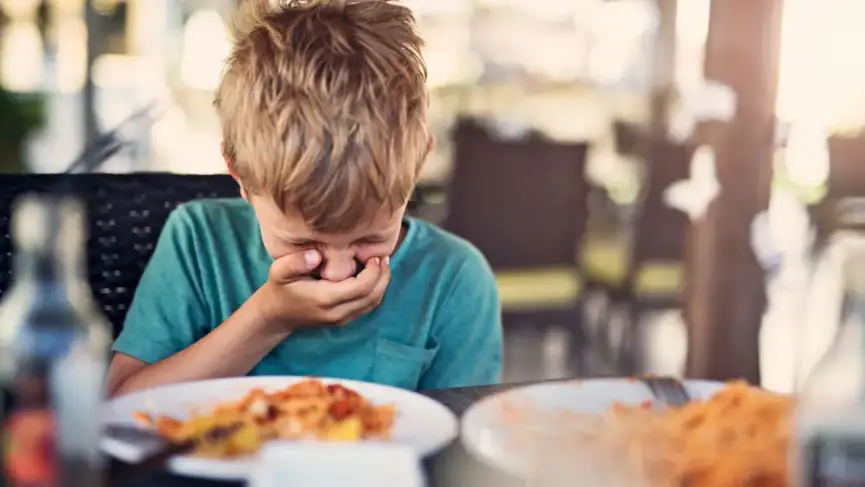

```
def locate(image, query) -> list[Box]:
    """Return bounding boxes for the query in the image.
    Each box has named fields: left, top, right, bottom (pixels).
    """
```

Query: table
left=111, top=380, right=566, bottom=487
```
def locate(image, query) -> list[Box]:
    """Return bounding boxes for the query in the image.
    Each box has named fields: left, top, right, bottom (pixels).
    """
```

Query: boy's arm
left=108, top=206, right=289, bottom=397
left=108, top=295, right=290, bottom=397
left=418, top=255, right=503, bottom=390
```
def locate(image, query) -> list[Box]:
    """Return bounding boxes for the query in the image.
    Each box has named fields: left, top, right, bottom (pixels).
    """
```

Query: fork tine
left=666, top=379, right=688, bottom=404
left=639, top=376, right=690, bottom=407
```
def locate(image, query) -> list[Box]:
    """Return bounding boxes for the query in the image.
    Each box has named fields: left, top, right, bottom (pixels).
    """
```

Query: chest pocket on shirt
left=371, top=339, right=438, bottom=390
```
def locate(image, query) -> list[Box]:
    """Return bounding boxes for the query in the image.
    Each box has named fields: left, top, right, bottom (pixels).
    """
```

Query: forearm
left=111, top=292, right=288, bottom=396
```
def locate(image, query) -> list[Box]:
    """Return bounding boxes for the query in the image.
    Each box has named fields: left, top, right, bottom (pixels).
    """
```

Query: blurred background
left=2, top=0, right=864, bottom=391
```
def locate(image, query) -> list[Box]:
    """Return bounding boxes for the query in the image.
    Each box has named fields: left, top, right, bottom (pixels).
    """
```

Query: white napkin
left=247, top=442, right=426, bottom=487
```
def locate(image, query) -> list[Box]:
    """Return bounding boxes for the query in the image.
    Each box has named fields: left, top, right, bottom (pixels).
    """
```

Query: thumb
left=269, top=249, right=321, bottom=283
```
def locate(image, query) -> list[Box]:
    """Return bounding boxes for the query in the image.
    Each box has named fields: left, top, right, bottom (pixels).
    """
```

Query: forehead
left=252, top=196, right=402, bottom=239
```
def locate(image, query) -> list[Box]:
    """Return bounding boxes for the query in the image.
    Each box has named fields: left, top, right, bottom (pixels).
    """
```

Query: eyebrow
left=285, top=234, right=388, bottom=245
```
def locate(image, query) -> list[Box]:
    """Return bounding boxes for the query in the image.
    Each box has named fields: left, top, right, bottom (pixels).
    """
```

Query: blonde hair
left=215, top=0, right=429, bottom=232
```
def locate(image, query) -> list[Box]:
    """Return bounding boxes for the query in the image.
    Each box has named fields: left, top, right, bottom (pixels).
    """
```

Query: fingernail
left=383, top=256, right=390, bottom=266
left=304, top=250, right=320, bottom=267
left=373, top=257, right=381, bottom=266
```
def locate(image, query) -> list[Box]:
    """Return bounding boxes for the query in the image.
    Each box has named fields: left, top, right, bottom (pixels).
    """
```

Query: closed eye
left=288, top=239, right=318, bottom=247
left=354, top=237, right=386, bottom=245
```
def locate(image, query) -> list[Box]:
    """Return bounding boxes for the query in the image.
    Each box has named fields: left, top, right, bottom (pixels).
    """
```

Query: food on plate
left=596, top=381, right=792, bottom=487
left=133, top=379, right=396, bottom=457
left=504, top=381, right=793, bottom=487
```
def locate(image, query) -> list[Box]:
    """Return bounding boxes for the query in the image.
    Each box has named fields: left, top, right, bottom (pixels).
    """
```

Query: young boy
left=106, top=0, right=502, bottom=396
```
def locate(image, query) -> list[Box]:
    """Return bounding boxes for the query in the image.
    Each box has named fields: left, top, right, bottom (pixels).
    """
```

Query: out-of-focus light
left=49, top=0, right=84, bottom=18
left=673, top=0, right=710, bottom=95
left=402, top=0, right=471, bottom=18
left=0, top=21, right=43, bottom=91
left=587, top=42, right=630, bottom=85
left=150, top=104, right=225, bottom=174
left=777, top=0, right=865, bottom=130
left=664, top=146, right=719, bottom=221
left=675, top=0, right=710, bottom=47
left=590, top=0, right=657, bottom=40
left=54, top=18, right=87, bottom=93
left=92, top=54, right=145, bottom=88
left=180, top=9, right=231, bottom=91
left=765, top=187, right=813, bottom=260
left=668, top=100, right=695, bottom=143
left=785, top=124, right=830, bottom=189
left=93, top=0, right=119, bottom=15
left=423, top=22, right=475, bottom=88
left=587, top=149, right=641, bottom=206
left=586, top=0, right=656, bottom=87
left=474, top=0, right=597, bottom=22
left=150, top=105, right=188, bottom=163
left=0, top=0, right=40, bottom=18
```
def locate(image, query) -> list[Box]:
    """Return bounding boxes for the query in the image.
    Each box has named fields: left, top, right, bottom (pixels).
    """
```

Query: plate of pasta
left=101, top=376, right=458, bottom=480
left=461, top=378, right=793, bottom=487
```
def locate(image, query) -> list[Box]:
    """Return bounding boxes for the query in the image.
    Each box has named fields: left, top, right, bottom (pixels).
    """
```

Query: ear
left=222, top=142, right=248, bottom=201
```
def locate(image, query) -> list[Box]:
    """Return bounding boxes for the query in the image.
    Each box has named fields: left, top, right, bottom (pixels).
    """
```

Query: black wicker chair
left=0, top=172, right=432, bottom=338
left=0, top=173, right=240, bottom=337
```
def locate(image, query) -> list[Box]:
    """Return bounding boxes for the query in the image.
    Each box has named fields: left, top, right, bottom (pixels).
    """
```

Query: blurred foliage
left=0, top=89, right=45, bottom=174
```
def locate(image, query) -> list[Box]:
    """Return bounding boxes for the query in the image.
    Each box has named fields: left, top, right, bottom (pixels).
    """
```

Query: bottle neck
left=9, top=196, right=88, bottom=293
left=12, top=246, right=85, bottom=289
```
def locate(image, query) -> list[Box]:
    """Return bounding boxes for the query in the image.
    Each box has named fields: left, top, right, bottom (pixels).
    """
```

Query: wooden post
left=684, top=0, right=784, bottom=383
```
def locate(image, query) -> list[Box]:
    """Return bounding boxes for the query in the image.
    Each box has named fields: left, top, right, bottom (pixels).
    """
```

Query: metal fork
left=638, top=376, right=691, bottom=407
left=106, top=423, right=241, bottom=482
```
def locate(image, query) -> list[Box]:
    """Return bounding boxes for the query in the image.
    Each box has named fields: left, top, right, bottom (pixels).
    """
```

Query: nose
left=316, top=256, right=362, bottom=282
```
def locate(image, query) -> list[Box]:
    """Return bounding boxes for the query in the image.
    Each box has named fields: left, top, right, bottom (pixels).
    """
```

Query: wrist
left=247, top=284, right=297, bottom=337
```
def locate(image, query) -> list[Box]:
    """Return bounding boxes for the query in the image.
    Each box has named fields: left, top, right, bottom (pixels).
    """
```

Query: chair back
left=0, top=173, right=239, bottom=337
left=629, top=138, right=694, bottom=272
left=445, top=118, right=591, bottom=270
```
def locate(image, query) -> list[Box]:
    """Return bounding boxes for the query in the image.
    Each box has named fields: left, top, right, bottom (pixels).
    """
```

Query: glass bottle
left=0, top=195, right=111, bottom=487
left=796, top=224, right=865, bottom=486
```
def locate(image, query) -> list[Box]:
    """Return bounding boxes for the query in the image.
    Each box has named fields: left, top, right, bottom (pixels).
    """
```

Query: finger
left=269, top=249, right=321, bottom=283
left=330, top=257, right=392, bottom=321
left=320, top=257, right=382, bottom=306
left=367, top=256, right=391, bottom=306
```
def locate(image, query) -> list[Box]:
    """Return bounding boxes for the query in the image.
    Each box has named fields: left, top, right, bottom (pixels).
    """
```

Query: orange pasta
left=134, top=379, right=396, bottom=458
left=595, top=381, right=792, bottom=487
left=503, top=381, right=793, bottom=487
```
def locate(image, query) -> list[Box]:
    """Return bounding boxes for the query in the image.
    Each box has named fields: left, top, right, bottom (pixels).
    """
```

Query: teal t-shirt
left=112, top=198, right=503, bottom=390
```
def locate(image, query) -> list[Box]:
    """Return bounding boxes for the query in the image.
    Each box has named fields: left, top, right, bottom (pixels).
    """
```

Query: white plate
left=101, top=376, right=458, bottom=480
left=460, top=378, right=727, bottom=478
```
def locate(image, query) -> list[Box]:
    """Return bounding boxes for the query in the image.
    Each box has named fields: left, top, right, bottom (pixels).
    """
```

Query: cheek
left=354, top=240, right=399, bottom=262
left=260, top=234, right=296, bottom=259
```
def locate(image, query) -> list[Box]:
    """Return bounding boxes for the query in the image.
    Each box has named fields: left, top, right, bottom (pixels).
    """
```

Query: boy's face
left=247, top=195, right=406, bottom=282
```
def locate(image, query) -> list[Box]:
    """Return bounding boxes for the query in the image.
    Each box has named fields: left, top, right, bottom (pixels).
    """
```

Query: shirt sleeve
left=112, top=205, right=211, bottom=364
left=419, top=252, right=503, bottom=390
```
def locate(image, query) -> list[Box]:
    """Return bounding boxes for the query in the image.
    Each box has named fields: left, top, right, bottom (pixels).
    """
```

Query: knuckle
left=306, top=292, right=322, bottom=307
left=311, top=292, right=332, bottom=308
left=366, top=290, right=382, bottom=305
left=362, top=279, right=379, bottom=294
left=323, top=309, right=345, bottom=323
left=268, top=266, right=280, bottom=282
